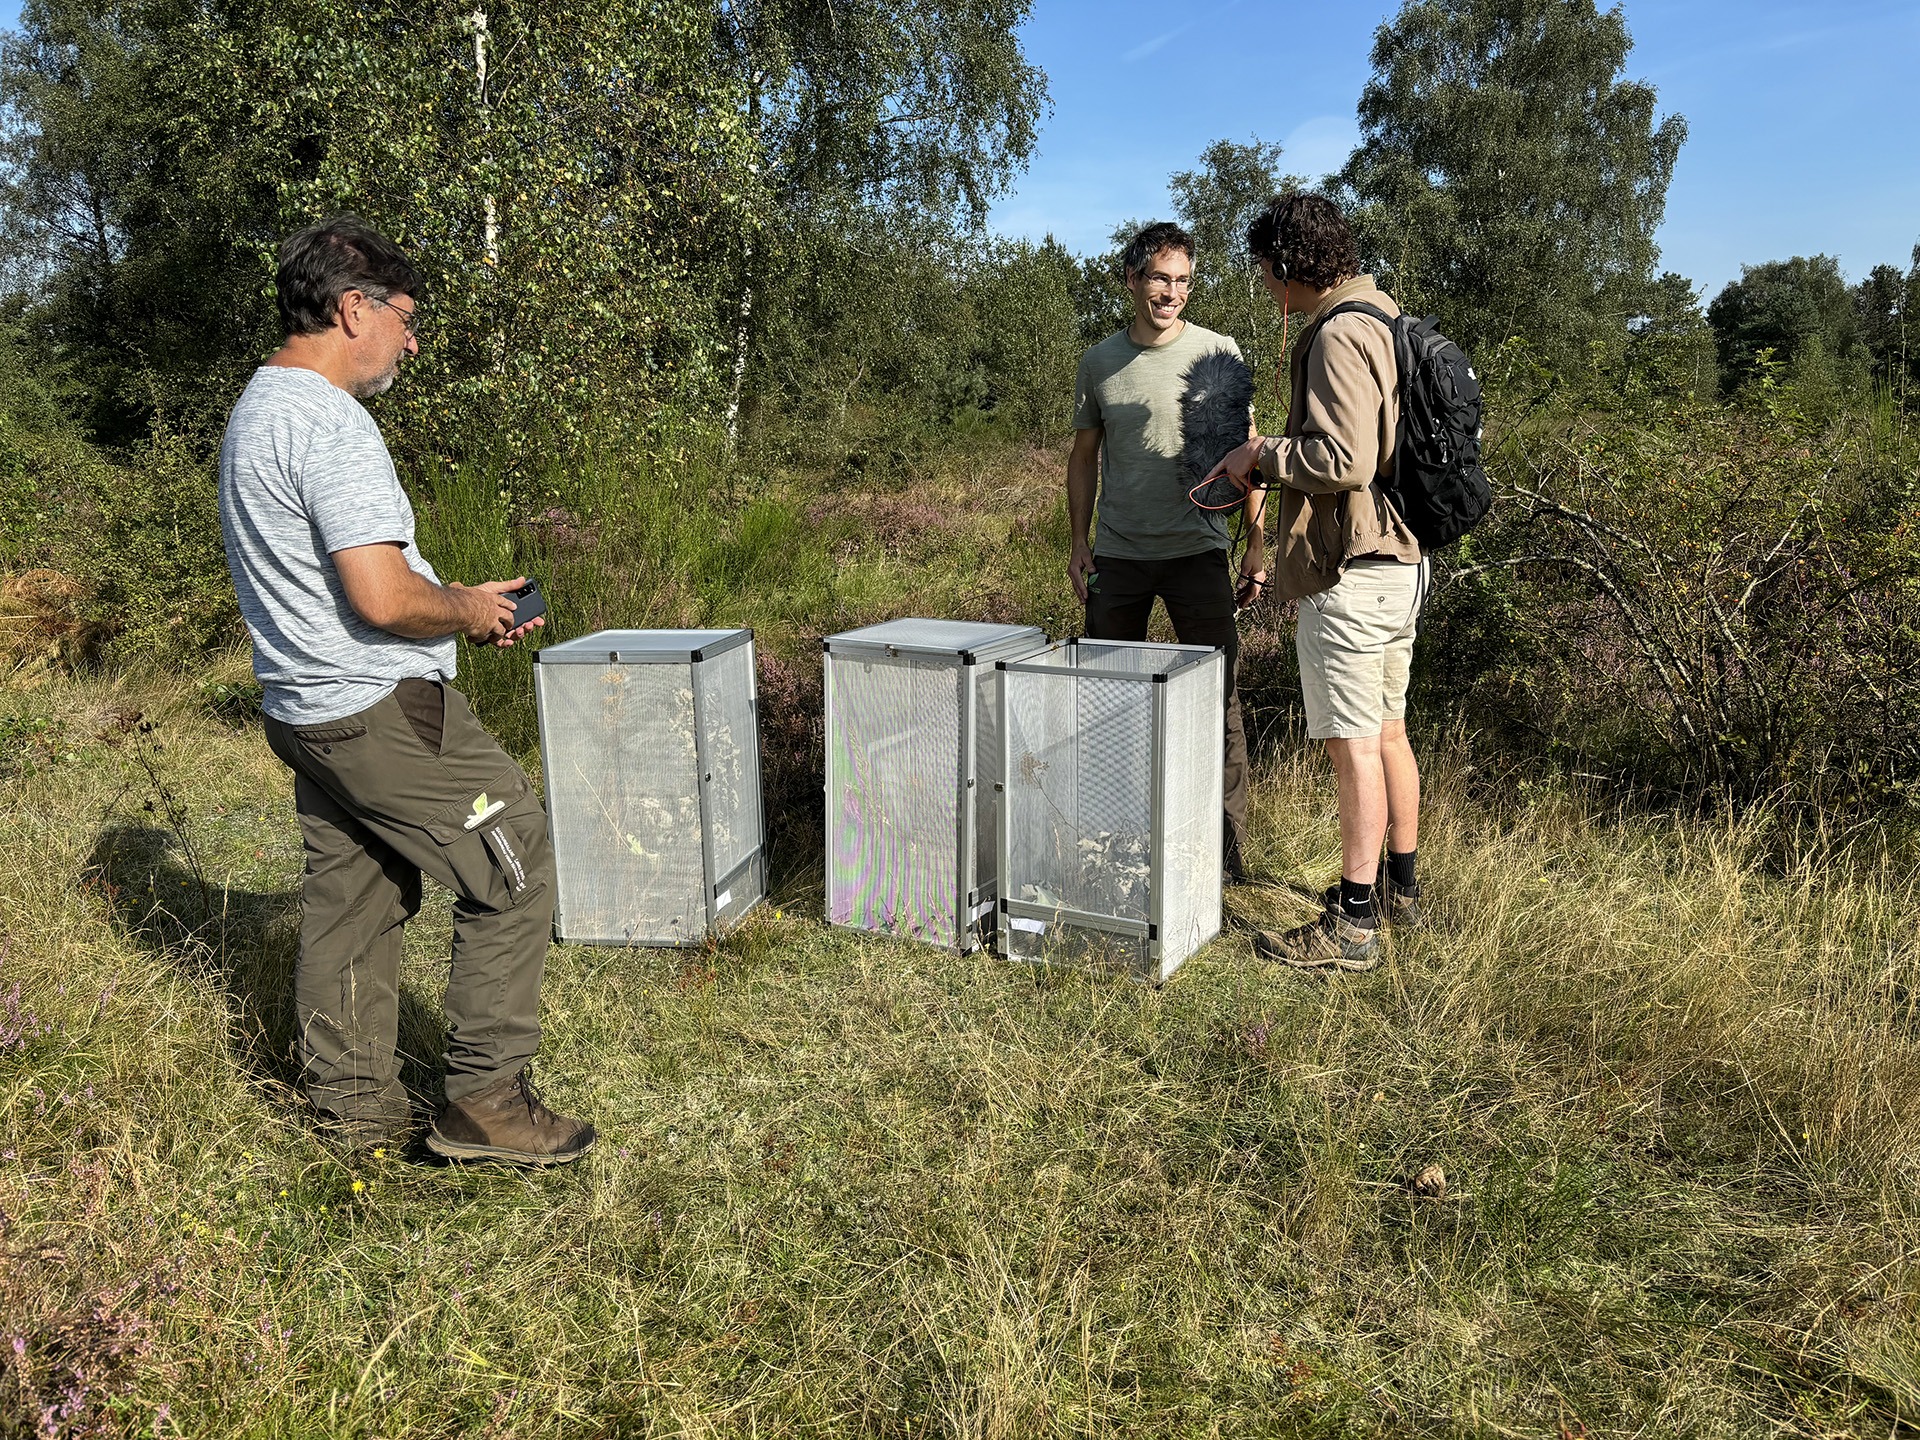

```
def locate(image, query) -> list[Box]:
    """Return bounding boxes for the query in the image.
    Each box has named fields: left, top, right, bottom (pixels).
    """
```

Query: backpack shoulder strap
left=1308, top=300, right=1403, bottom=375
left=1311, top=301, right=1408, bottom=488
left=1321, top=300, right=1395, bottom=329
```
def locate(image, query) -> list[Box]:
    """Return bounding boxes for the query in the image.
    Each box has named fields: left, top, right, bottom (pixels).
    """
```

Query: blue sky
left=2, top=0, right=1909, bottom=301
left=987, top=0, right=1920, bottom=301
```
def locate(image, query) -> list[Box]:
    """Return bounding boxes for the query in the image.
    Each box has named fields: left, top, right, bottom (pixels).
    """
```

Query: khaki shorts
left=1295, top=557, right=1430, bottom=740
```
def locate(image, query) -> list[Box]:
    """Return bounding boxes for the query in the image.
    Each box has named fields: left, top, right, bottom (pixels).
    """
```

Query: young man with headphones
left=1207, top=194, right=1429, bottom=971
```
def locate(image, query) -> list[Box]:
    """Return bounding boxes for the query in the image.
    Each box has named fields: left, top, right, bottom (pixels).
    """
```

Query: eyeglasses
left=367, top=293, right=423, bottom=337
left=1143, top=274, right=1193, bottom=292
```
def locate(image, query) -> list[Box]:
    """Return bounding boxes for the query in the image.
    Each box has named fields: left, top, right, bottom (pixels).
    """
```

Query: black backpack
left=1317, top=301, right=1491, bottom=550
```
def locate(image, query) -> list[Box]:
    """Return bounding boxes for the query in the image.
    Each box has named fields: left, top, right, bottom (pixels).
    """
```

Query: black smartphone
left=505, top=577, right=547, bottom=628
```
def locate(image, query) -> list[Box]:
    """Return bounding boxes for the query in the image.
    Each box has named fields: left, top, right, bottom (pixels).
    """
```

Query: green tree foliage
left=0, top=0, right=757, bottom=462
left=1707, top=254, right=1868, bottom=401
left=1851, top=247, right=1920, bottom=399
left=1338, top=0, right=1686, bottom=366
left=713, top=0, right=1045, bottom=224
left=747, top=210, right=1079, bottom=463
left=0, top=0, right=1051, bottom=473
left=1622, top=270, right=1715, bottom=399
left=966, top=236, right=1083, bottom=441
left=0, top=0, right=191, bottom=443
left=716, top=0, right=1049, bottom=450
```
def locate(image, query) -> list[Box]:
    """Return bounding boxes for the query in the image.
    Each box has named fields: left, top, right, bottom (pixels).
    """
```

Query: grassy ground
left=5, top=446, right=1920, bottom=1437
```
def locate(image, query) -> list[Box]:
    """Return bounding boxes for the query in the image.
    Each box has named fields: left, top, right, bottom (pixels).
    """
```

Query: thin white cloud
left=1280, top=114, right=1362, bottom=183
left=1123, top=24, right=1191, bottom=62
left=1122, top=0, right=1243, bottom=63
left=1647, top=6, right=1919, bottom=76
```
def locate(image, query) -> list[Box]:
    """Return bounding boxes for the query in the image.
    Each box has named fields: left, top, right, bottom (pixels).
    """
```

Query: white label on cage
left=970, top=900, right=993, bottom=923
left=1011, top=918, right=1047, bottom=934
left=715, top=889, right=733, bottom=911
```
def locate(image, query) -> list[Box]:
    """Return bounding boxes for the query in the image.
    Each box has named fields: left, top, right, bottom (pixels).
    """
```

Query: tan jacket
left=1255, top=275, right=1421, bottom=600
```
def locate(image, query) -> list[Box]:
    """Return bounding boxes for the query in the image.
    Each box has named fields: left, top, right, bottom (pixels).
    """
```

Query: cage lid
left=823, top=618, right=1045, bottom=662
left=998, top=638, right=1221, bottom=682
left=536, top=628, right=753, bottom=664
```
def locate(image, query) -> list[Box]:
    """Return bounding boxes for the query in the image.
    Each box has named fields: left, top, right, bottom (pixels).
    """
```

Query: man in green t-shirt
left=1067, top=221, right=1267, bottom=879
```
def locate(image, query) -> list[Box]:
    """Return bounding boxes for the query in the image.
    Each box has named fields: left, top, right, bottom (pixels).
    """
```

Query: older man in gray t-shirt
left=217, top=217, right=593, bottom=1166
left=220, top=364, right=457, bottom=724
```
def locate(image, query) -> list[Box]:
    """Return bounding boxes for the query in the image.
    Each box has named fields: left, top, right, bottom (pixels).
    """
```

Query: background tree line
left=0, top=0, right=1916, bottom=835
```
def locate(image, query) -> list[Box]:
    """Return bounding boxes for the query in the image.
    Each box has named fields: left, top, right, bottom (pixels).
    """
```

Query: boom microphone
left=1177, top=349, right=1255, bottom=511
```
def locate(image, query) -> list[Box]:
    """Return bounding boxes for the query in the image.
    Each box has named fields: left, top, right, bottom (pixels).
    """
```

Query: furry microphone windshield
left=1177, top=349, right=1256, bottom=511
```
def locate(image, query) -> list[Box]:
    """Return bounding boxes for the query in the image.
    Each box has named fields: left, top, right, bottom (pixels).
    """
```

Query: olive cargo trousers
left=1085, top=549, right=1251, bottom=864
left=263, top=679, right=555, bottom=1125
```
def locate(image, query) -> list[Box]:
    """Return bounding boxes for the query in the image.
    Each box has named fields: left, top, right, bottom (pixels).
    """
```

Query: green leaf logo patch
left=463, top=792, right=508, bottom=830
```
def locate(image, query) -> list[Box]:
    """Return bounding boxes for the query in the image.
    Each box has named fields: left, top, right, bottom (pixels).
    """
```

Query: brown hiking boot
left=1223, top=834, right=1254, bottom=887
left=314, top=1088, right=413, bottom=1151
left=426, top=1068, right=596, bottom=1166
left=1252, top=892, right=1382, bottom=972
left=1381, top=875, right=1424, bottom=930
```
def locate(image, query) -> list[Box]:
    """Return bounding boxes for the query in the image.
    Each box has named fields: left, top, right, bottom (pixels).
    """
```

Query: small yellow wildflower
left=278, top=1189, right=288, bottom=1199
left=373, top=1148, right=386, bottom=1160
left=351, top=1179, right=366, bottom=1194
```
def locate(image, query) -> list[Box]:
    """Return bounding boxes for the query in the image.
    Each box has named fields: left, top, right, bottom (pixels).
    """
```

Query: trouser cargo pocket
left=422, top=770, right=551, bottom=912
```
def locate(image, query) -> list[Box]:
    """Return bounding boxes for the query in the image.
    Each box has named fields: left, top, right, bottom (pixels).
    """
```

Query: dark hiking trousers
left=262, top=678, right=555, bottom=1125
left=1085, top=549, right=1250, bottom=865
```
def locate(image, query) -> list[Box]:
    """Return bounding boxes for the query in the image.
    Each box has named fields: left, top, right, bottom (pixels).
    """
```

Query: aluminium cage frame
left=822, top=621, right=1050, bottom=952
left=994, top=637, right=1225, bottom=984
left=533, top=627, right=766, bottom=947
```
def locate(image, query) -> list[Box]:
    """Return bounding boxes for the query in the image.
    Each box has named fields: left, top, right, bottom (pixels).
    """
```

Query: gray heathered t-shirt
left=1072, top=321, right=1245, bottom=560
left=217, top=366, right=457, bottom=726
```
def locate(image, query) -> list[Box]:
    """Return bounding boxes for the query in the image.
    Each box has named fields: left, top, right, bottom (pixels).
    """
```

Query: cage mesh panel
left=1004, top=669, right=1154, bottom=922
left=1003, top=918, right=1149, bottom=976
left=827, top=653, right=961, bottom=946
left=695, top=641, right=763, bottom=886
left=1002, top=648, right=1222, bottom=980
left=539, top=661, right=706, bottom=942
left=711, top=855, right=764, bottom=931
left=1157, top=658, right=1224, bottom=970
left=973, top=663, right=1003, bottom=903
left=1072, top=642, right=1193, bottom=676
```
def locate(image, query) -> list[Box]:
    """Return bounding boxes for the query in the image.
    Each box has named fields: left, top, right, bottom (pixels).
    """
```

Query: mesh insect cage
left=996, top=639, right=1224, bottom=983
left=823, top=619, right=1050, bottom=950
left=534, top=629, right=765, bottom=945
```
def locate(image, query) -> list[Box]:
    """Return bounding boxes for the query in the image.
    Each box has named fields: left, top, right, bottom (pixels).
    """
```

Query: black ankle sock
left=1387, top=848, right=1418, bottom=891
left=1339, top=877, right=1378, bottom=928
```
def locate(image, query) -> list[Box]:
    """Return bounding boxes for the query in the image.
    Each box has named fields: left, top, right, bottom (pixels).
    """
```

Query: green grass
left=6, top=663, right=1920, bottom=1437
left=5, top=446, right=1920, bottom=1436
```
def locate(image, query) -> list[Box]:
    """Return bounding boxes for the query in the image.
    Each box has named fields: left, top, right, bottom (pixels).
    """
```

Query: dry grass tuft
left=0, top=569, right=106, bottom=677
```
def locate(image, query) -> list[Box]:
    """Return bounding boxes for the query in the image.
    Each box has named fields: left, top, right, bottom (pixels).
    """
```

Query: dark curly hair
left=276, top=217, right=422, bottom=337
left=1245, top=194, right=1357, bottom=292
left=1120, top=220, right=1195, bottom=281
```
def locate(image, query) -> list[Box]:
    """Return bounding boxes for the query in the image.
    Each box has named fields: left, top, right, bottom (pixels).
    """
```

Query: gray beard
left=353, top=367, right=398, bottom=400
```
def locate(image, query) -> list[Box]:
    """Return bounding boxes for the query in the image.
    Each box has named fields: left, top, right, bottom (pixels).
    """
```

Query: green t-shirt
left=1072, top=321, right=1245, bottom=560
